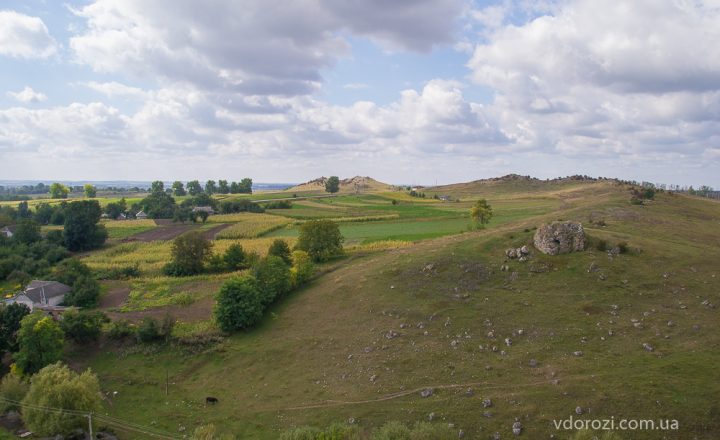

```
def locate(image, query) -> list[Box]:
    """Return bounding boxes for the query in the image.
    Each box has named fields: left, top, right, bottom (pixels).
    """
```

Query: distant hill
left=286, top=176, right=392, bottom=193
left=426, top=174, right=615, bottom=198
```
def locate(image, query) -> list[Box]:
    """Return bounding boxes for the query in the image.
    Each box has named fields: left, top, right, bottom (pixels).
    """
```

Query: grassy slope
left=76, top=182, right=720, bottom=439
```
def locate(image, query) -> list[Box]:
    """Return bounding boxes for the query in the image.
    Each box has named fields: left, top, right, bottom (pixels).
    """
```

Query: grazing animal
left=205, top=396, right=219, bottom=405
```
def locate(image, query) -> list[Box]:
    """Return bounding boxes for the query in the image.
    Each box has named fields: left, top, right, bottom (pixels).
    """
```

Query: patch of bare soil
left=203, top=223, right=231, bottom=239
left=99, top=286, right=131, bottom=309
left=106, top=296, right=214, bottom=323
left=125, top=223, right=198, bottom=241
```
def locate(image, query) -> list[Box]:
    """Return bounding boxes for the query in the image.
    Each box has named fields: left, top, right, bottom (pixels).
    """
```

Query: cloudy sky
left=1, top=0, right=719, bottom=186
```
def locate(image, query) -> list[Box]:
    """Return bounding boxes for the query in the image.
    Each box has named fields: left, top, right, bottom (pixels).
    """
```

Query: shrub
left=163, top=230, right=213, bottom=276
left=136, top=317, right=173, bottom=343
left=295, top=220, right=344, bottom=262
left=280, top=423, right=361, bottom=440
left=107, top=319, right=135, bottom=340
left=268, top=239, right=292, bottom=265
left=21, top=363, right=101, bottom=436
left=264, top=200, right=293, bottom=209
left=60, top=310, right=108, bottom=343
left=223, top=243, right=248, bottom=270
left=617, top=241, right=629, bottom=254
left=96, top=264, right=140, bottom=280
left=290, top=250, right=315, bottom=287
left=0, top=374, right=29, bottom=414
left=0, top=303, right=30, bottom=356
left=63, top=275, right=101, bottom=307
left=253, top=256, right=292, bottom=306
left=214, top=276, right=264, bottom=332
left=373, top=420, right=410, bottom=440
left=595, top=238, right=608, bottom=252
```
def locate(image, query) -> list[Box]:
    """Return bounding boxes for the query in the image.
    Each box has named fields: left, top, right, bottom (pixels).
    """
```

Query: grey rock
left=420, top=388, right=434, bottom=398
left=642, top=343, right=655, bottom=352
left=428, top=412, right=435, bottom=421
left=573, top=351, right=584, bottom=357
left=533, top=221, right=586, bottom=255
left=512, top=421, right=522, bottom=436
left=529, top=359, right=538, bottom=367
left=482, top=398, right=493, bottom=408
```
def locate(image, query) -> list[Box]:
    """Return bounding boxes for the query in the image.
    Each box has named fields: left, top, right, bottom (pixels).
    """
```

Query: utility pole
left=87, top=412, right=93, bottom=439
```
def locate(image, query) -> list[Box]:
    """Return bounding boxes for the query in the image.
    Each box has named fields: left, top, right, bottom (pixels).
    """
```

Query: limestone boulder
left=533, top=221, right=586, bottom=255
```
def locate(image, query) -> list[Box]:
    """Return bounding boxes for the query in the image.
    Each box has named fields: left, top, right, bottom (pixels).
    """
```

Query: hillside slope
left=79, top=183, right=720, bottom=439
left=286, top=176, right=393, bottom=194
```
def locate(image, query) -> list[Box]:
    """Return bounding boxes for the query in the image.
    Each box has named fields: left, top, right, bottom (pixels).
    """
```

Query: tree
left=63, top=200, right=108, bottom=251
left=205, top=180, right=217, bottom=194
left=214, top=276, right=264, bottom=332
left=0, top=303, right=30, bottom=357
left=63, top=275, right=101, bottom=308
left=150, top=180, right=165, bottom=194
left=21, top=363, right=101, bottom=436
left=325, top=176, right=340, bottom=193
left=60, top=310, right=108, bottom=343
left=13, top=219, right=41, bottom=244
left=138, top=191, right=176, bottom=219
left=33, top=202, right=55, bottom=224
left=172, top=180, right=187, bottom=196
left=49, top=183, right=69, bottom=199
left=163, top=230, right=213, bottom=276
left=83, top=184, right=97, bottom=198
left=187, top=180, right=203, bottom=196
left=290, top=250, right=315, bottom=287
left=295, top=220, right=344, bottom=262
left=470, top=199, right=493, bottom=228
left=253, top=256, right=292, bottom=305
left=268, top=239, right=292, bottom=265
left=229, top=181, right=240, bottom=194
left=223, top=243, right=248, bottom=271
left=238, top=178, right=253, bottom=194
left=17, top=201, right=31, bottom=219
left=15, top=313, right=65, bottom=375
left=104, top=202, right=124, bottom=219
left=197, top=210, right=209, bottom=223
left=0, top=373, right=29, bottom=414
left=218, top=180, right=229, bottom=194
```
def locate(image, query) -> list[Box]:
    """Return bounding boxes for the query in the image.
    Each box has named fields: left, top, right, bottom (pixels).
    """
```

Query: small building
left=135, top=210, right=148, bottom=220
left=118, top=213, right=127, bottom=220
left=1, top=226, right=13, bottom=238
left=438, top=195, right=452, bottom=202
left=5, top=280, right=71, bottom=311
left=192, top=206, right=215, bottom=215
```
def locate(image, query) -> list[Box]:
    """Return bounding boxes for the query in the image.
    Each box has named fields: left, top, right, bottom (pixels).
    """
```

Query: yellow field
left=213, top=213, right=292, bottom=239
left=100, top=219, right=157, bottom=228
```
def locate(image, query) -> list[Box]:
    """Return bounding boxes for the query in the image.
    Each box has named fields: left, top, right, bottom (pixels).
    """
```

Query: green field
left=47, top=179, right=720, bottom=439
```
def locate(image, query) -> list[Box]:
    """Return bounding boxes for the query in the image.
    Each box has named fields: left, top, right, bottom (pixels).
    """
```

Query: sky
left=1, top=0, right=719, bottom=187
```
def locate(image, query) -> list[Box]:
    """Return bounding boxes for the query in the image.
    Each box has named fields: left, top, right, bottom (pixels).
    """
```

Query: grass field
left=65, top=180, right=720, bottom=439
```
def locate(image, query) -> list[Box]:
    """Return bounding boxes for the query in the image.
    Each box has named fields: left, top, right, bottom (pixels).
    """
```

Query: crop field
left=101, top=219, right=158, bottom=239
left=70, top=182, right=720, bottom=439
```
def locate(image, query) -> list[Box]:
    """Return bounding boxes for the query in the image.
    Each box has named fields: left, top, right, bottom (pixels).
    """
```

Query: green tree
left=218, top=180, right=230, bottom=194
left=238, top=178, right=253, bottom=194
left=295, top=220, right=344, bottom=262
left=49, top=183, right=69, bottom=199
left=104, top=202, right=124, bottom=219
left=223, top=243, right=248, bottom=271
left=150, top=180, right=165, bottom=194
left=268, top=239, right=292, bottom=265
left=325, top=176, right=340, bottom=193
left=59, top=310, right=108, bottom=343
left=205, top=180, right=217, bottom=194
left=470, top=199, right=493, bottom=228
left=172, top=180, right=187, bottom=196
left=33, top=202, right=55, bottom=224
left=0, top=373, right=29, bottom=414
left=253, top=256, right=291, bottom=305
left=13, top=219, right=41, bottom=244
left=163, top=230, right=213, bottom=276
left=21, top=363, right=101, bottom=436
left=197, top=210, right=209, bottom=223
left=229, top=181, right=240, bottom=194
left=83, top=184, right=97, bottom=198
left=63, top=200, right=107, bottom=251
left=0, top=303, right=30, bottom=357
left=187, top=180, right=203, bottom=196
left=214, top=276, right=264, bottom=332
left=290, top=250, right=314, bottom=287
left=15, top=313, right=65, bottom=375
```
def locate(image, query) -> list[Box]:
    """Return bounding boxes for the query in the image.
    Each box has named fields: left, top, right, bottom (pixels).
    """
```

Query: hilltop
left=286, top=176, right=393, bottom=194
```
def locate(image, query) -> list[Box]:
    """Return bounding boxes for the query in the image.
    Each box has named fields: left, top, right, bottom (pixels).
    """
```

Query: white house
left=192, top=206, right=215, bottom=215
left=1, top=226, right=13, bottom=238
left=5, top=280, right=71, bottom=311
left=135, top=210, right=148, bottom=219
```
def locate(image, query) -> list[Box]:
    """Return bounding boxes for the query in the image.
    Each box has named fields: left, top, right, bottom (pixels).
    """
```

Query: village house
left=5, top=280, right=71, bottom=311
left=192, top=206, right=215, bottom=215
left=1, top=226, right=14, bottom=238
left=135, top=210, right=148, bottom=219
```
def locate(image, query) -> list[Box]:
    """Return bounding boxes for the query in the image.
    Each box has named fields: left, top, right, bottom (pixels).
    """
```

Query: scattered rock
left=529, top=359, right=538, bottom=368
left=458, top=429, right=465, bottom=438
left=512, top=421, right=522, bottom=436
left=642, top=343, right=655, bottom=352
left=482, top=398, right=493, bottom=408
left=369, top=374, right=378, bottom=383
left=505, top=338, right=512, bottom=346
left=347, top=417, right=356, bottom=424
left=420, top=388, right=433, bottom=398
left=667, top=321, right=674, bottom=327
left=465, top=387, right=474, bottom=397
left=533, top=221, right=586, bottom=255
left=573, top=351, right=584, bottom=357
left=587, top=262, right=600, bottom=273
left=428, top=412, right=435, bottom=421
left=493, top=432, right=501, bottom=440
left=385, top=330, right=399, bottom=339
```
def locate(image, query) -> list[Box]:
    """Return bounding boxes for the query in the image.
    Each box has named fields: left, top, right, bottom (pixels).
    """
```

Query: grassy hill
left=72, top=180, right=720, bottom=439
left=286, top=176, right=393, bottom=194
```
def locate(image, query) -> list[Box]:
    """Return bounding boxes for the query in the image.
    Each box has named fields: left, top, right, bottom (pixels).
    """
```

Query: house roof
left=192, top=206, right=214, bottom=213
left=23, top=280, right=71, bottom=304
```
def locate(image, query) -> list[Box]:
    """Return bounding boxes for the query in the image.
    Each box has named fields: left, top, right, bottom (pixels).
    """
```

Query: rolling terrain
left=69, top=179, right=720, bottom=439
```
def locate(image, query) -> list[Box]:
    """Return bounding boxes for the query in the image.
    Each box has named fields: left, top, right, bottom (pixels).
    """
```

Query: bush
left=136, top=316, right=173, bottom=343
left=223, top=243, right=248, bottom=271
left=617, top=241, right=629, bottom=254
left=595, top=238, right=608, bottom=251
left=214, top=276, right=264, bottom=332
left=264, top=200, right=293, bottom=209
left=0, top=374, right=29, bottom=414
left=96, top=264, right=140, bottom=280
left=290, top=250, right=315, bottom=287
left=280, top=423, right=361, bottom=440
left=60, top=310, right=109, bottom=343
left=372, top=420, right=410, bottom=440
left=108, top=319, right=135, bottom=340
left=253, top=256, right=292, bottom=306
left=21, top=363, right=101, bottom=436
left=295, top=220, right=344, bottom=262
left=164, top=230, right=213, bottom=276
left=268, top=239, right=292, bottom=265
left=63, top=275, right=101, bottom=307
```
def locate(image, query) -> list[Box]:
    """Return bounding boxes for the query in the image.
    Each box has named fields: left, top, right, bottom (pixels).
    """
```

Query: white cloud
left=343, top=83, right=370, bottom=90
left=81, top=81, right=147, bottom=98
left=7, top=86, right=47, bottom=103
left=0, top=10, right=57, bottom=59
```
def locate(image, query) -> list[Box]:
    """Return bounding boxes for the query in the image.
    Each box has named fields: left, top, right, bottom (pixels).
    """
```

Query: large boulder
left=533, top=221, right=586, bottom=255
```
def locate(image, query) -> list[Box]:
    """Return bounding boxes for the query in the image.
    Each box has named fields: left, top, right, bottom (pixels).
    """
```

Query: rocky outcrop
left=533, top=221, right=586, bottom=255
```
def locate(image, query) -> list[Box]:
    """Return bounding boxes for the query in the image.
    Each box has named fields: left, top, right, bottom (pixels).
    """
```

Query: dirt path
left=203, top=223, right=231, bottom=239
left=99, top=286, right=131, bottom=308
